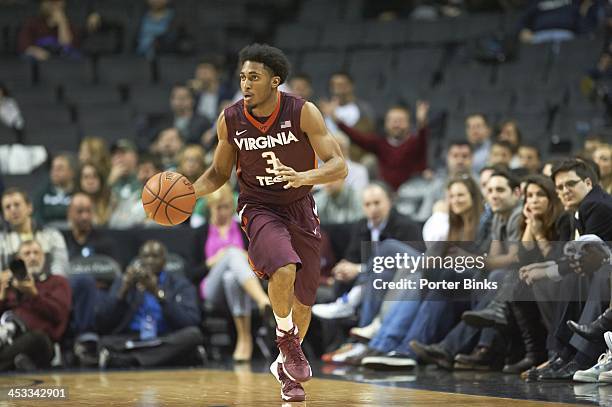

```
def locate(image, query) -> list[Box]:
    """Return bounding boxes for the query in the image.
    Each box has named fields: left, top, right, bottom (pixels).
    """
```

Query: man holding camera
left=1, top=187, right=69, bottom=277
left=0, top=240, right=71, bottom=371
left=95, top=240, right=203, bottom=368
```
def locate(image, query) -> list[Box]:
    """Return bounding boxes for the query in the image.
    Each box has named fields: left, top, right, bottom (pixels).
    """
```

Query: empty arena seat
left=195, top=0, right=247, bottom=27
left=129, top=85, right=171, bottom=115
left=274, top=23, right=321, bottom=51
left=158, top=55, right=199, bottom=85
left=21, top=103, right=73, bottom=126
left=495, top=43, right=553, bottom=87
left=448, top=13, right=504, bottom=42
left=298, top=0, right=345, bottom=22
left=443, top=64, right=494, bottom=91
left=11, top=85, right=58, bottom=105
left=25, top=124, right=80, bottom=153
left=38, top=58, right=94, bottom=86
left=78, top=105, right=135, bottom=142
left=0, top=57, right=36, bottom=88
left=347, top=49, right=393, bottom=78
left=319, top=23, right=365, bottom=49
left=511, top=85, right=564, bottom=114
left=62, top=84, right=122, bottom=106
left=0, top=125, right=20, bottom=145
left=97, top=55, right=154, bottom=85
left=462, top=88, right=513, bottom=115
left=300, top=50, right=346, bottom=80
left=362, top=20, right=410, bottom=47
left=406, top=20, right=457, bottom=44
left=3, top=166, right=49, bottom=197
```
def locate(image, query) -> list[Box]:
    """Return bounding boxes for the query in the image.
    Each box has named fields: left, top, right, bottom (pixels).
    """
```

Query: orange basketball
left=142, top=171, right=196, bottom=226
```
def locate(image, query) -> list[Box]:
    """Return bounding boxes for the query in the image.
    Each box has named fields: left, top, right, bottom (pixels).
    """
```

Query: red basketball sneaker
left=270, top=360, right=306, bottom=402
left=276, top=326, right=312, bottom=382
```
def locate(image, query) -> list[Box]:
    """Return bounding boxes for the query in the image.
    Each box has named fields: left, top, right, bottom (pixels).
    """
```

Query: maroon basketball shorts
left=238, top=194, right=321, bottom=306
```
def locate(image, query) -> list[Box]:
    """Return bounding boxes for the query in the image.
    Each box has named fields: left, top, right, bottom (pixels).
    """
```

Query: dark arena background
left=0, top=0, right=611, bottom=406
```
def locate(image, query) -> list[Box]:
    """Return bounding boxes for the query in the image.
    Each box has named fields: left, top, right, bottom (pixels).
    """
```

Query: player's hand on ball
left=275, top=159, right=305, bottom=189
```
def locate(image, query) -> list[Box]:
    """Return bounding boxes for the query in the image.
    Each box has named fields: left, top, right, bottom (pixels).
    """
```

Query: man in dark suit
left=312, top=181, right=423, bottom=321
left=520, top=159, right=612, bottom=380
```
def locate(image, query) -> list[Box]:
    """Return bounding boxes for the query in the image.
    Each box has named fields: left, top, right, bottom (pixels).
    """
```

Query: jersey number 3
left=262, top=151, right=279, bottom=174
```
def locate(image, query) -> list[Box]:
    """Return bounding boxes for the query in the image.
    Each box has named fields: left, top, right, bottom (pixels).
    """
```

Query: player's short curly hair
left=238, top=43, right=290, bottom=84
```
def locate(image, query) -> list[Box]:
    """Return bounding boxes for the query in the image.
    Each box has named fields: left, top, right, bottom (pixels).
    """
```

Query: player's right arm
left=193, top=112, right=236, bottom=198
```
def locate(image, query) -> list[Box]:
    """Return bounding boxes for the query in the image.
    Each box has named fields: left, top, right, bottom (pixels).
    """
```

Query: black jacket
left=574, top=185, right=612, bottom=240
left=344, top=208, right=423, bottom=264
left=556, top=185, right=612, bottom=276
left=95, top=271, right=201, bottom=335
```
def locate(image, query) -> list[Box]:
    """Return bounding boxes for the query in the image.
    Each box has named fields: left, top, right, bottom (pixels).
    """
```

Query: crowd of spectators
left=0, top=4, right=612, bottom=400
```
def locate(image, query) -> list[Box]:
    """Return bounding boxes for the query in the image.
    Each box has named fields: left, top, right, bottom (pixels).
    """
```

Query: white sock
left=274, top=309, right=294, bottom=333
left=346, top=285, right=363, bottom=308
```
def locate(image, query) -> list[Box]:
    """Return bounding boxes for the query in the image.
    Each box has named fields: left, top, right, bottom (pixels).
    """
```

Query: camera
left=8, top=259, right=27, bottom=281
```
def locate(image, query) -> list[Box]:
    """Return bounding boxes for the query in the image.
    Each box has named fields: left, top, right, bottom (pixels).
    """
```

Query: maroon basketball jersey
left=224, top=92, right=316, bottom=206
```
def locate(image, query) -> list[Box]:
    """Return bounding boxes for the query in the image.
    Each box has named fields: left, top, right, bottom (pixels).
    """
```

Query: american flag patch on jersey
left=280, top=120, right=291, bottom=128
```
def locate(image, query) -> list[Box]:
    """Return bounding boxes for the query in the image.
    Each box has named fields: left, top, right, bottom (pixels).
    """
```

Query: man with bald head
left=62, top=193, right=116, bottom=260
left=95, top=240, right=203, bottom=368
left=62, top=193, right=118, bottom=342
left=313, top=182, right=422, bottom=321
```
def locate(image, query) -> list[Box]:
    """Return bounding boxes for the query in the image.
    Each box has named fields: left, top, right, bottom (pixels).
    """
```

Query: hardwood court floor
left=0, top=367, right=592, bottom=406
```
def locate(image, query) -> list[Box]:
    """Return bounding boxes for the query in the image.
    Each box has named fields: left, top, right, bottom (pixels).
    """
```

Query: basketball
left=142, top=171, right=196, bottom=226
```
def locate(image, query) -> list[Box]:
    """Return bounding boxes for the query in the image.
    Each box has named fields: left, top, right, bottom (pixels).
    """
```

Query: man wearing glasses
left=521, top=159, right=612, bottom=380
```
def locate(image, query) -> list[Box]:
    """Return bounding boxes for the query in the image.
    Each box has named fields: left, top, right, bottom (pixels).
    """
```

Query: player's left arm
left=275, top=102, right=348, bottom=189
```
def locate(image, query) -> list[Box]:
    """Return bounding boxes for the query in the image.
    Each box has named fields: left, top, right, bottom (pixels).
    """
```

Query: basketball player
left=193, top=44, right=347, bottom=402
